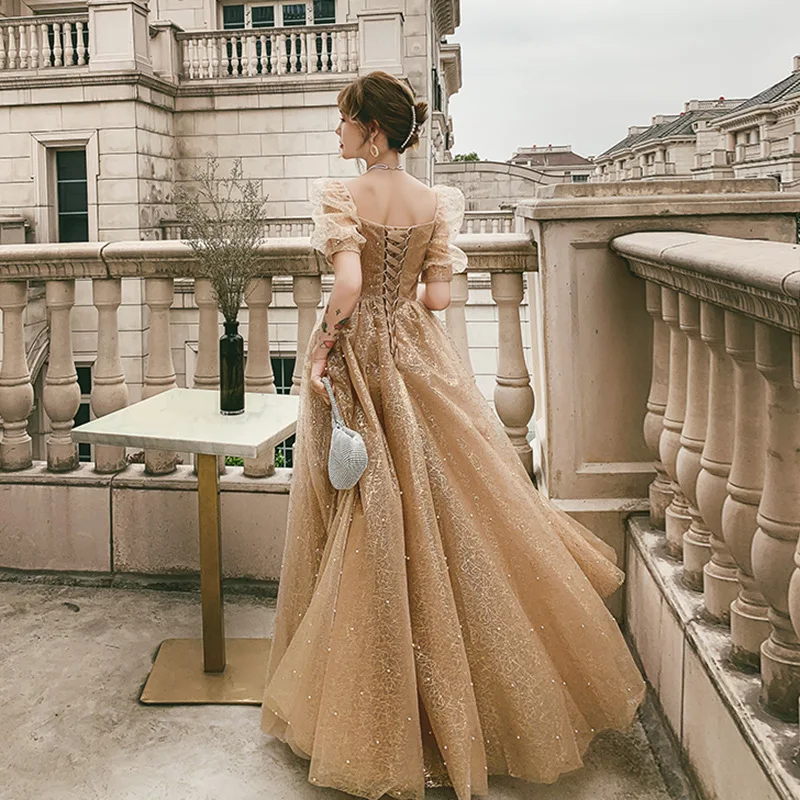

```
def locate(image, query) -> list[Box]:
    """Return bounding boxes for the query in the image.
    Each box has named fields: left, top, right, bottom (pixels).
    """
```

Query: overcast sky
left=448, top=0, right=800, bottom=161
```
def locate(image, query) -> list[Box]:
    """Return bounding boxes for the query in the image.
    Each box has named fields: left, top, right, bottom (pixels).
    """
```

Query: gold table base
left=140, top=638, right=272, bottom=705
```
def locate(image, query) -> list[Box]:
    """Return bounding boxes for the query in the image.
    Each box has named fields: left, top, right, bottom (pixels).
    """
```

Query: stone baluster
left=696, top=303, right=738, bottom=621
left=643, top=282, right=672, bottom=527
left=299, top=32, right=308, bottom=73
left=42, top=281, right=81, bottom=472
left=8, top=26, right=18, bottom=69
left=348, top=28, right=358, bottom=71
left=1, top=27, right=7, bottom=70
left=444, top=272, right=472, bottom=374
left=142, top=278, right=178, bottom=474
left=722, top=312, right=770, bottom=668
left=193, top=279, right=220, bottom=392
left=308, top=29, right=319, bottom=73
left=790, top=335, right=800, bottom=720
left=270, top=33, right=279, bottom=74
left=338, top=30, right=347, bottom=71
left=291, top=276, right=322, bottom=395
left=39, top=23, right=50, bottom=67
left=752, top=324, right=800, bottom=720
left=63, top=21, right=74, bottom=65
left=676, top=294, right=711, bottom=589
left=659, top=288, right=691, bottom=557
left=244, top=278, right=277, bottom=478
left=76, top=21, right=86, bottom=65
left=491, top=272, right=535, bottom=476
left=52, top=23, right=62, bottom=66
left=723, top=314, right=769, bottom=668
left=258, top=34, right=268, bottom=74
left=28, top=23, right=39, bottom=69
left=209, top=35, right=219, bottom=77
left=182, top=39, right=190, bottom=77
left=0, top=281, right=34, bottom=471
left=18, top=22, right=27, bottom=68
left=330, top=29, right=338, bottom=73
left=91, top=279, right=129, bottom=473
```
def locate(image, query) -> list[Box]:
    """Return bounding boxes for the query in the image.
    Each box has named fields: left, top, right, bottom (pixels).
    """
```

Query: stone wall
left=434, top=160, right=555, bottom=211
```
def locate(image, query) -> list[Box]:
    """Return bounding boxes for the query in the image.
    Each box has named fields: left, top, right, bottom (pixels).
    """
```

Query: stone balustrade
left=176, top=23, right=358, bottom=80
left=0, top=14, right=90, bottom=70
left=613, top=231, right=800, bottom=722
left=160, top=211, right=516, bottom=241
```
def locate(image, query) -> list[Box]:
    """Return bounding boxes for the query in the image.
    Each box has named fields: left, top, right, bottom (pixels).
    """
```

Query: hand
left=310, top=357, right=330, bottom=405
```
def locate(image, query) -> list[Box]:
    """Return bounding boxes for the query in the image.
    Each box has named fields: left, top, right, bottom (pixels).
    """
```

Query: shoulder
left=432, top=184, right=466, bottom=226
left=309, top=178, right=357, bottom=213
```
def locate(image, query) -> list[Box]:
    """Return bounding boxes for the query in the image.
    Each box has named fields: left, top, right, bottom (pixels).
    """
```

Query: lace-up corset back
left=308, top=178, right=469, bottom=309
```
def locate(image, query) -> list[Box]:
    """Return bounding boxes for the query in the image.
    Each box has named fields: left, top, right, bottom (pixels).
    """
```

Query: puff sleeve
left=420, top=185, right=468, bottom=284
left=308, top=178, right=367, bottom=266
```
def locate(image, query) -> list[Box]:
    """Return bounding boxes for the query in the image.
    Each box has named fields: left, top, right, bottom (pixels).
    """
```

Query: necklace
left=366, top=163, right=405, bottom=172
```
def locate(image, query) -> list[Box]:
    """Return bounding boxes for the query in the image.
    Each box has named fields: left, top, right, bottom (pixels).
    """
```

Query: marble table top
left=71, top=388, right=300, bottom=459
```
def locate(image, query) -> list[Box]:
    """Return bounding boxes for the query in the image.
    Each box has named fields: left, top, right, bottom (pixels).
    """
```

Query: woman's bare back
left=345, top=171, right=438, bottom=229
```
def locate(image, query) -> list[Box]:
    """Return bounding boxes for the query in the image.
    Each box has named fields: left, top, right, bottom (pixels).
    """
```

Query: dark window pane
left=314, top=0, right=335, bottom=23
left=57, top=181, right=89, bottom=214
left=252, top=6, right=275, bottom=26
left=283, top=3, right=306, bottom=25
left=223, top=5, right=245, bottom=28
left=56, top=150, right=86, bottom=181
left=271, top=356, right=296, bottom=394
left=77, top=366, right=92, bottom=395
left=74, top=402, right=92, bottom=462
left=59, top=215, right=89, bottom=243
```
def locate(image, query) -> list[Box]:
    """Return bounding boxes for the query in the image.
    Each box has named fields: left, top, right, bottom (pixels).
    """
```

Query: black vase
left=219, top=320, right=245, bottom=415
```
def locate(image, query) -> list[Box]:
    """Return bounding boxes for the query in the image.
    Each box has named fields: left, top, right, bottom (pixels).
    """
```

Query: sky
left=448, top=0, right=800, bottom=161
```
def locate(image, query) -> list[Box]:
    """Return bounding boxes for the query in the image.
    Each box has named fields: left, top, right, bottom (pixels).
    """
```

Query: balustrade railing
left=160, top=210, right=516, bottom=240
left=0, top=231, right=537, bottom=480
left=176, top=23, right=358, bottom=80
left=0, top=14, right=89, bottom=71
left=613, top=231, right=800, bottom=721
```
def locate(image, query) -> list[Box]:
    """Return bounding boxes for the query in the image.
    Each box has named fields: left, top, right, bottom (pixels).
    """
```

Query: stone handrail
left=176, top=22, right=358, bottom=80
left=613, top=230, right=800, bottom=721
left=0, top=14, right=89, bottom=70
left=160, top=210, right=517, bottom=240
left=0, top=232, right=538, bottom=477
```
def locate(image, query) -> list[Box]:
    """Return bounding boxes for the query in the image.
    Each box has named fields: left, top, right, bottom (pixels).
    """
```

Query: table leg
left=197, top=452, right=226, bottom=672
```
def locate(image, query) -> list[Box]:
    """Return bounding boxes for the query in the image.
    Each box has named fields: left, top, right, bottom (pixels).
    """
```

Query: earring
left=369, top=142, right=380, bottom=158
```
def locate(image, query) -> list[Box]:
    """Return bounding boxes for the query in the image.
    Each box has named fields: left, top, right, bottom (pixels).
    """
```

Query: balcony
left=0, top=13, right=90, bottom=72
left=4, top=179, right=800, bottom=799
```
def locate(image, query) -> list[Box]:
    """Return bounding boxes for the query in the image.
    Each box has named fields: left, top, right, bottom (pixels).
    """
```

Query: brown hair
left=337, top=71, right=429, bottom=154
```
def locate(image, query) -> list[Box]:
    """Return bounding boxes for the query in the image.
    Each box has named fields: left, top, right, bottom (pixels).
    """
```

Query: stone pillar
left=142, top=277, right=178, bottom=474
left=660, top=288, right=691, bottom=557
left=643, top=281, right=672, bottom=527
left=0, top=281, right=34, bottom=471
left=696, top=303, right=738, bottom=622
left=356, top=10, right=403, bottom=76
left=244, top=277, right=277, bottom=478
left=752, top=325, right=800, bottom=720
left=42, top=280, right=81, bottom=472
left=723, top=314, right=770, bottom=668
left=445, top=272, right=472, bottom=374
left=677, top=295, right=711, bottom=589
left=88, top=0, right=152, bottom=73
left=91, top=279, right=129, bottom=473
left=291, top=276, right=322, bottom=395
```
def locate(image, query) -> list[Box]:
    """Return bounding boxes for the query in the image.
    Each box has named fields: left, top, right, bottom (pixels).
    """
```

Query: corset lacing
left=383, top=228, right=411, bottom=356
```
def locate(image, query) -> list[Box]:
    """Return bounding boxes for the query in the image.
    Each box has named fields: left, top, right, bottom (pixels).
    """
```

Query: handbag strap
left=321, top=376, right=345, bottom=430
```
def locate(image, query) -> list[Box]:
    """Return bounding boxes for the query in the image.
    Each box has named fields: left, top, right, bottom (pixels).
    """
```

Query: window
left=314, top=0, right=335, bottom=23
left=272, top=356, right=296, bottom=468
left=282, top=3, right=306, bottom=25
left=56, top=149, right=88, bottom=243
left=572, top=174, right=589, bottom=183
left=75, top=365, right=93, bottom=463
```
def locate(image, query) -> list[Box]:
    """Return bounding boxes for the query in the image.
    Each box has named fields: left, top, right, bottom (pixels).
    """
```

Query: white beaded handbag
left=321, top=377, right=368, bottom=490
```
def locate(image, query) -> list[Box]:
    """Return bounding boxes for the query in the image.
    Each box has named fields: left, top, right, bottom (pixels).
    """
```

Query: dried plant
left=175, top=157, right=268, bottom=323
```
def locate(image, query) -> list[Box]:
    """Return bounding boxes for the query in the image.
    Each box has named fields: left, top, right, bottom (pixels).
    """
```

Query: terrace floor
left=1, top=579, right=696, bottom=800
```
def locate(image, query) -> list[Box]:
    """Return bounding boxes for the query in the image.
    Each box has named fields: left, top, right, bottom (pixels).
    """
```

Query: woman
left=261, top=71, right=645, bottom=800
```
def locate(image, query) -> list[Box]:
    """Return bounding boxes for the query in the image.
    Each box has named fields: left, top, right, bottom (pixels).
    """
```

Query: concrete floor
left=1, top=581, right=689, bottom=800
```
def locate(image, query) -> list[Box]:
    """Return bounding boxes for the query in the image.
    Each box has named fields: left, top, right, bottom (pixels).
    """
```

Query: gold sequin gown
left=261, top=178, right=645, bottom=799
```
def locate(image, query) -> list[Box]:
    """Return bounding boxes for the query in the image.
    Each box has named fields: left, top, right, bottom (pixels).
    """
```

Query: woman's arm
left=309, top=250, right=363, bottom=401
left=416, top=280, right=451, bottom=311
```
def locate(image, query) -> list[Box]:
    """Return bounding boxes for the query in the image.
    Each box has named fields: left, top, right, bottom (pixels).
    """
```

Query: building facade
left=508, top=144, right=593, bottom=183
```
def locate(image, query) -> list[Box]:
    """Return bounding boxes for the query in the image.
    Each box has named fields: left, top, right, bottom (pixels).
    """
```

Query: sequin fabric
left=262, top=178, right=646, bottom=800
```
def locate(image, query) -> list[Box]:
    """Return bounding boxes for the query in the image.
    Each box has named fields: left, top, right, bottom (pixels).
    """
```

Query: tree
left=175, top=157, right=268, bottom=323
left=453, top=152, right=480, bottom=162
